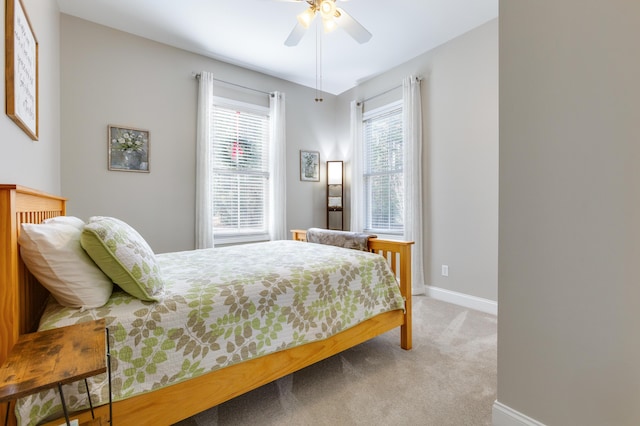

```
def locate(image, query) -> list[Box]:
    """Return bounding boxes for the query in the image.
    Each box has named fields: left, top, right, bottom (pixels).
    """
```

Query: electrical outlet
left=441, top=265, right=449, bottom=277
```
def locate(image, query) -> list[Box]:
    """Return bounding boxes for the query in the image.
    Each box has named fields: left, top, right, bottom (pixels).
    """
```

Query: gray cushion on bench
left=306, top=228, right=375, bottom=251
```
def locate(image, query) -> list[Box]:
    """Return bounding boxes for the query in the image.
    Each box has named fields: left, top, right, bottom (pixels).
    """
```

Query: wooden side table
left=290, top=229, right=307, bottom=242
left=0, top=319, right=112, bottom=426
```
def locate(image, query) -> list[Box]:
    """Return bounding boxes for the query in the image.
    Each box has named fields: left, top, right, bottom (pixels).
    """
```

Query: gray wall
left=338, top=20, right=499, bottom=302
left=60, top=15, right=338, bottom=253
left=0, top=0, right=60, bottom=194
left=498, top=0, right=640, bottom=424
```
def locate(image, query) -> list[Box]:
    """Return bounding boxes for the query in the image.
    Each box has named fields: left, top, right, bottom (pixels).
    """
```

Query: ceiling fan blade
left=284, top=22, right=306, bottom=46
left=335, top=7, right=372, bottom=44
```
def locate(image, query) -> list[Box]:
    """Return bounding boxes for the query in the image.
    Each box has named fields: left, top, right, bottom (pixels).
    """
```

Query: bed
left=0, top=184, right=413, bottom=426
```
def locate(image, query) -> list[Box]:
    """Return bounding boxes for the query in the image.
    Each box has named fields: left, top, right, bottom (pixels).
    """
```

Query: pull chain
left=315, top=22, right=323, bottom=102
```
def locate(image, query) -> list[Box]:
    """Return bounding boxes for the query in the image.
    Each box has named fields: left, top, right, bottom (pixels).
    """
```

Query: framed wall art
left=300, top=150, right=320, bottom=182
left=5, top=0, right=39, bottom=140
left=108, top=125, right=150, bottom=172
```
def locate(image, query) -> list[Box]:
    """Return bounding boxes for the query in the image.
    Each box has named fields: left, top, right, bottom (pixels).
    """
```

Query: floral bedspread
left=16, top=240, right=404, bottom=425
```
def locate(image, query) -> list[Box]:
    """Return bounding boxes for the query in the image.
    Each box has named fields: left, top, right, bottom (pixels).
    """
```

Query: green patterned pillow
left=81, top=216, right=164, bottom=301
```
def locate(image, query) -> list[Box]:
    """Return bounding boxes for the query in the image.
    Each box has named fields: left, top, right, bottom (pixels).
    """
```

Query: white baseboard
left=492, top=401, right=546, bottom=426
left=425, top=285, right=497, bottom=315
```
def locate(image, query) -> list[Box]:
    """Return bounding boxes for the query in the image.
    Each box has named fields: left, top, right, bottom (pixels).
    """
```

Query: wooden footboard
left=369, top=238, right=413, bottom=350
left=1, top=186, right=412, bottom=426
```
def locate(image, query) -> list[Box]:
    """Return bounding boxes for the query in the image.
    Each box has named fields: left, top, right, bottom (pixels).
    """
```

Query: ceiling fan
left=284, top=0, right=372, bottom=47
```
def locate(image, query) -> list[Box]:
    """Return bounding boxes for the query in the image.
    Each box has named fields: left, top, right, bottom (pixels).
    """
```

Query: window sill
left=365, top=231, right=404, bottom=240
left=214, top=232, right=270, bottom=246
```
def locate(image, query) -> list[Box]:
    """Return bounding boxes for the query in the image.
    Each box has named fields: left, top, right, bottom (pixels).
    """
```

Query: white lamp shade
left=327, top=161, right=343, bottom=185
left=322, top=17, right=337, bottom=33
left=319, top=0, right=337, bottom=18
left=297, top=8, right=316, bottom=28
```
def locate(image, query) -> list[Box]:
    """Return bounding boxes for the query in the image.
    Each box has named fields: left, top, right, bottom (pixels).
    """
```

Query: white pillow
left=19, top=218, right=113, bottom=309
left=43, top=215, right=86, bottom=230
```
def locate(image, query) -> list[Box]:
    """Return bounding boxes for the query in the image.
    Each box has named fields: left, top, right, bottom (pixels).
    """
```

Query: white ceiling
left=56, top=0, right=498, bottom=95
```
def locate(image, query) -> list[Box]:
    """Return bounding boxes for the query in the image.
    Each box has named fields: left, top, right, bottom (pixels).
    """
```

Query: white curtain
left=403, top=75, right=426, bottom=295
left=269, top=91, right=287, bottom=240
left=349, top=100, right=364, bottom=232
left=195, top=71, right=215, bottom=249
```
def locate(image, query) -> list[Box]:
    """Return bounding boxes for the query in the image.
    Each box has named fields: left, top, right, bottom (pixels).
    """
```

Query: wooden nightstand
left=0, top=319, right=112, bottom=426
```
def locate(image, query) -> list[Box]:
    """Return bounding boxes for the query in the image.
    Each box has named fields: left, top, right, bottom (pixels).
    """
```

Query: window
left=363, top=101, right=404, bottom=234
left=211, top=97, right=270, bottom=243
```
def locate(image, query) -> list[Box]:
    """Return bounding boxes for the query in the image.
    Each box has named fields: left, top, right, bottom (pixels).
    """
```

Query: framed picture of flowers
left=108, top=125, right=150, bottom=172
left=300, top=150, right=320, bottom=182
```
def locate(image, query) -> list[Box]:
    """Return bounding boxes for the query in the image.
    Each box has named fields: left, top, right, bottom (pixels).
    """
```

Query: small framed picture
left=108, top=125, right=150, bottom=172
left=300, top=150, right=320, bottom=182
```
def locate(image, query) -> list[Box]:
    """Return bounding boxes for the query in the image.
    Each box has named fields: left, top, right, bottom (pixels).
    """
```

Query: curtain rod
left=358, top=76, right=422, bottom=106
left=192, top=72, right=271, bottom=96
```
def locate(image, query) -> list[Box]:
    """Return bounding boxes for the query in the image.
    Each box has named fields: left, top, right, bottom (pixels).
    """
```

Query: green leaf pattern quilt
left=15, top=241, right=404, bottom=425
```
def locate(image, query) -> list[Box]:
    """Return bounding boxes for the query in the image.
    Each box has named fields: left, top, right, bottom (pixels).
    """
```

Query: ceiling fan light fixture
left=283, top=0, right=371, bottom=47
left=319, top=0, right=336, bottom=19
left=297, top=8, right=316, bottom=29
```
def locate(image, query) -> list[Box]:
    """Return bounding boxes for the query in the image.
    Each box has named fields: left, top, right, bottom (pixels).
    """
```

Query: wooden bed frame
left=0, top=184, right=413, bottom=426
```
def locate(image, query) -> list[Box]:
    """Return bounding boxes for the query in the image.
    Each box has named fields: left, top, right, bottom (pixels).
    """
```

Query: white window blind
left=211, top=99, right=270, bottom=240
left=363, top=102, right=404, bottom=234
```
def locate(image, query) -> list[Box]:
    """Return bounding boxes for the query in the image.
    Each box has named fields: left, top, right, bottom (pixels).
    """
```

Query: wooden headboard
left=0, top=184, right=66, bottom=367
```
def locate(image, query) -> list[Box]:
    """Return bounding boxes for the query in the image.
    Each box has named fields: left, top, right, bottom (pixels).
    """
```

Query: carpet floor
left=174, top=296, right=497, bottom=426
